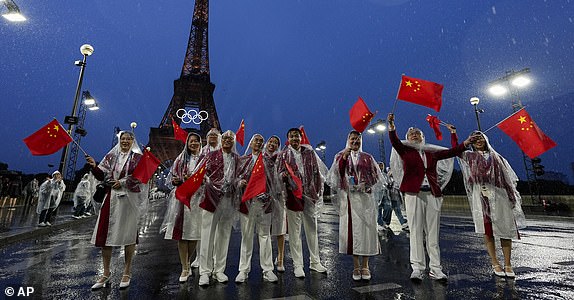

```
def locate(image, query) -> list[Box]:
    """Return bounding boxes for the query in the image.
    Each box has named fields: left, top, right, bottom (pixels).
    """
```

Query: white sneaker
left=45, top=222, right=52, bottom=226
left=199, top=274, right=210, bottom=286
left=213, top=272, right=228, bottom=283
left=38, top=222, right=46, bottom=227
left=310, top=262, right=327, bottom=273
left=429, top=270, right=448, bottom=282
left=84, top=212, right=92, bottom=216
left=410, top=269, right=424, bottom=281
left=294, top=267, right=305, bottom=278
left=72, top=215, right=81, bottom=219
left=235, top=271, right=248, bottom=283
left=263, top=271, right=278, bottom=282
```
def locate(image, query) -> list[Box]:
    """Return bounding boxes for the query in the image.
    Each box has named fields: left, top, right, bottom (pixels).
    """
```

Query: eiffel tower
left=147, top=0, right=221, bottom=163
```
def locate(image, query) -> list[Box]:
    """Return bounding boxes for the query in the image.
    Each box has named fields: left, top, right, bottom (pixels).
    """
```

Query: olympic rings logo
left=176, top=109, right=209, bottom=124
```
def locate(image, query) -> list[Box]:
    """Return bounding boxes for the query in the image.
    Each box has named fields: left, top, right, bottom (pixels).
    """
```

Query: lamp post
left=487, top=68, right=540, bottom=204
left=367, top=119, right=387, bottom=163
left=58, top=44, right=94, bottom=177
left=64, top=91, right=100, bottom=180
left=469, top=97, right=483, bottom=131
left=2, top=0, right=26, bottom=22
left=315, top=141, right=327, bottom=162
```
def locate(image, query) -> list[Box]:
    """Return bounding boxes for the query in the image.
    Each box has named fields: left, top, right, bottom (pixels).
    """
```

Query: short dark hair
left=349, top=130, right=361, bottom=137
left=287, top=128, right=302, bottom=138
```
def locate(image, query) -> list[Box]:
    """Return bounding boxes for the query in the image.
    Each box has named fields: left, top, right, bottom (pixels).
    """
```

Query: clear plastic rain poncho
left=263, top=135, right=287, bottom=235
left=96, top=131, right=149, bottom=219
left=236, top=134, right=275, bottom=225
left=73, top=174, right=91, bottom=209
left=160, top=132, right=205, bottom=236
left=457, top=131, right=526, bottom=233
left=201, top=128, right=222, bottom=155
left=326, top=132, right=384, bottom=226
left=201, top=130, right=241, bottom=223
left=276, top=137, right=328, bottom=218
left=389, top=127, right=454, bottom=191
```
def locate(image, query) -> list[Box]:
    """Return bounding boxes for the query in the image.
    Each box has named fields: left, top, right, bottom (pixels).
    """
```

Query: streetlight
left=64, top=91, right=100, bottom=181
left=366, top=119, right=387, bottom=163
left=2, top=0, right=26, bottom=22
left=469, top=97, right=483, bottom=131
left=315, top=141, right=327, bottom=162
left=58, top=44, right=94, bottom=178
left=487, top=68, right=540, bottom=204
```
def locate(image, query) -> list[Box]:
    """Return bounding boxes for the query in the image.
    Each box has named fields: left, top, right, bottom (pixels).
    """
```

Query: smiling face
left=348, top=132, right=361, bottom=151
left=119, top=132, right=134, bottom=153
left=472, top=133, right=487, bottom=151
left=288, top=130, right=301, bottom=150
left=250, top=135, right=264, bottom=153
left=407, top=128, right=423, bottom=144
left=187, top=134, right=201, bottom=155
left=207, top=132, right=219, bottom=147
left=266, top=136, right=280, bottom=153
left=221, top=133, right=234, bottom=153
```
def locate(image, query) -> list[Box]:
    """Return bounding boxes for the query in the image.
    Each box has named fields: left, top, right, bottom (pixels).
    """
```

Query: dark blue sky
left=1, top=0, right=573, bottom=182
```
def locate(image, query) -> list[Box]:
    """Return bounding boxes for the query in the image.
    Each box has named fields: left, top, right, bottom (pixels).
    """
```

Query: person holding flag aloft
left=388, top=113, right=475, bottom=282
left=450, top=128, right=525, bottom=278
left=276, top=128, right=328, bottom=278
left=85, top=131, right=149, bottom=290
left=160, top=132, right=204, bottom=283
left=234, top=134, right=279, bottom=283
left=198, top=130, right=241, bottom=286
left=327, top=130, right=383, bottom=281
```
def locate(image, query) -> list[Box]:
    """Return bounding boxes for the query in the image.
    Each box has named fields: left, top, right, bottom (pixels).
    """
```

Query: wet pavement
left=0, top=197, right=573, bottom=299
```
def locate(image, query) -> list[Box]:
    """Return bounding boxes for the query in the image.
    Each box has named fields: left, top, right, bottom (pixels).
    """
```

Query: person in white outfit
left=327, top=131, right=383, bottom=281
left=452, top=129, right=526, bottom=278
left=37, top=171, right=65, bottom=226
left=276, top=128, right=328, bottom=278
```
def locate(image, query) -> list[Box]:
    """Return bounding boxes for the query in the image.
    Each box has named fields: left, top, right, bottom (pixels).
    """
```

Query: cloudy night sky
left=1, top=0, right=573, bottom=182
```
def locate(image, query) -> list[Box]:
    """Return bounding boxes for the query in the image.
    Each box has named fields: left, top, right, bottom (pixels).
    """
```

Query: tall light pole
left=367, top=119, right=387, bottom=163
left=58, top=44, right=94, bottom=177
left=487, top=68, right=540, bottom=204
left=315, top=141, right=327, bottom=162
left=1, top=0, right=26, bottom=22
left=469, top=97, right=483, bottom=131
left=64, top=91, right=99, bottom=181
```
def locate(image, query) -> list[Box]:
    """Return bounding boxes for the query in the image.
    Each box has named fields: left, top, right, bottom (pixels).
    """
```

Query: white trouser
left=238, top=212, right=273, bottom=273
left=286, top=209, right=321, bottom=268
left=404, top=192, right=443, bottom=273
left=199, top=209, right=233, bottom=276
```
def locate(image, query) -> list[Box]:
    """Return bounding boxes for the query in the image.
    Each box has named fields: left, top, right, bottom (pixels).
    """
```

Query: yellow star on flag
left=405, top=80, right=413, bottom=87
left=518, top=116, right=527, bottom=124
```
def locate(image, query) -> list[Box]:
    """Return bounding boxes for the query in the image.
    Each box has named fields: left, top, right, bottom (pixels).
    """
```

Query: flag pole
left=392, top=74, right=405, bottom=114
left=483, top=107, right=524, bottom=133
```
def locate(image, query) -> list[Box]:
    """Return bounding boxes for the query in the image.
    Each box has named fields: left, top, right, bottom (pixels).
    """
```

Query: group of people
left=82, top=113, right=525, bottom=290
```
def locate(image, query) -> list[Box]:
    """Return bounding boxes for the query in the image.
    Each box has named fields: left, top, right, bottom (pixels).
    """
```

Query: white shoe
left=190, top=258, right=199, bottom=268
left=84, top=212, right=92, bottom=216
left=38, top=222, right=46, bottom=227
left=213, top=272, right=228, bottom=283
left=410, top=269, right=424, bottom=281
left=179, top=270, right=190, bottom=283
left=235, top=271, right=248, bottom=283
left=429, top=270, right=448, bottom=282
left=72, top=215, right=81, bottom=219
left=45, top=222, right=52, bottom=226
left=263, top=271, right=278, bottom=282
left=91, top=275, right=110, bottom=290
left=119, top=275, right=131, bottom=289
left=310, top=262, right=327, bottom=273
left=294, top=267, right=305, bottom=278
left=199, top=274, right=210, bottom=286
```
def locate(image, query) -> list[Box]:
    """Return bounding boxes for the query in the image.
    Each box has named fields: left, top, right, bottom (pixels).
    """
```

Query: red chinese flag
left=132, top=149, right=161, bottom=184
left=236, top=119, right=245, bottom=146
left=242, top=153, right=267, bottom=202
left=285, top=161, right=303, bottom=200
left=175, top=161, right=207, bottom=208
left=425, top=114, right=443, bottom=140
left=397, top=75, right=444, bottom=112
left=23, top=119, right=73, bottom=156
left=299, top=126, right=311, bottom=145
left=497, top=108, right=557, bottom=159
left=171, top=118, right=188, bottom=143
left=349, top=97, right=375, bottom=133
